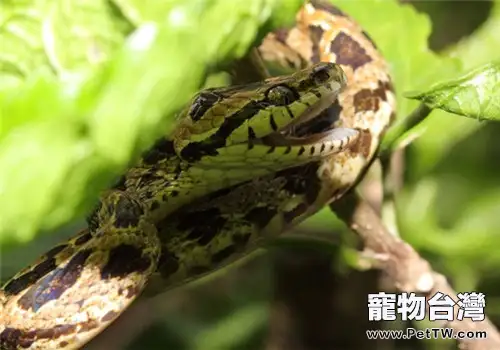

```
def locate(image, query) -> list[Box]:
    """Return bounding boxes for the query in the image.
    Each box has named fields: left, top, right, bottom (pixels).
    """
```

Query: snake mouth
left=260, top=81, right=346, bottom=147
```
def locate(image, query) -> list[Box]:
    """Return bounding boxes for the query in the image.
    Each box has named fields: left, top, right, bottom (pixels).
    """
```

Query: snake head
left=172, top=62, right=347, bottom=164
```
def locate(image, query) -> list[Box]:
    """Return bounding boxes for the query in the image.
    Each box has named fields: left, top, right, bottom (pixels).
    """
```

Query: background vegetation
left=1, top=0, right=500, bottom=349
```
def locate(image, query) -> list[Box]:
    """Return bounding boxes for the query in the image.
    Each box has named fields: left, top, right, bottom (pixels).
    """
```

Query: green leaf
left=409, top=1, right=500, bottom=173
left=407, top=62, right=500, bottom=121
left=0, top=0, right=302, bottom=244
left=335, top=0, right=461, bottom=152
left=0, top=0, right=131, bottom=89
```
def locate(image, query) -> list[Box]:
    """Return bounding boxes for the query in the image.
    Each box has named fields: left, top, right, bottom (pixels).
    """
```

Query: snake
left=0, top=1, right=396, bottom=349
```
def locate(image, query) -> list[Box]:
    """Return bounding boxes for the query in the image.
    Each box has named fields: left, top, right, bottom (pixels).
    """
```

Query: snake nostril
left=311, top=63, right=332, bottom=83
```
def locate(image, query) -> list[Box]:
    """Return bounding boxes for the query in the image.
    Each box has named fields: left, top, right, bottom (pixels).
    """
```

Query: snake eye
left=265, top=85, right=300, bottom=106
left=311, top=63, right=332, bottom=84
left=189, top=91, right=221, bottom=121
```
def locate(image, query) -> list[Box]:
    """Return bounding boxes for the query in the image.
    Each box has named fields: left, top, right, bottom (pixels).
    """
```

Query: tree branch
left=330, top=191, right=500, bottom=350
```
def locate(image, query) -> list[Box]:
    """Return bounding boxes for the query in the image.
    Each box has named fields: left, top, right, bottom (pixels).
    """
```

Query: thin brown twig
left=330, top=191, right=500, bottom=350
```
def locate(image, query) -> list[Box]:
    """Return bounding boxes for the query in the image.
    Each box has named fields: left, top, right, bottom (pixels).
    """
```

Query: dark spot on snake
left=44, top=244, right=67, bottom=259
left=362, top=30, right=378, bottom=49
left=180, top=208, right=227, bottom=246
left=3, top=257, right=57, bottom=296
left=17, top=250, right=91, bottom=312
left=298, top=146, right=305, bottom=156
left=101, top=310, right=119, bottom=323
left=267, top=146, right=276, bottom=154
left=158, top=249, right=180, bottom=279
left=311, top=89, right=322, bottom=99
left=114, top=196, right=144, bottom=228
left=310, top=146, right=315, bottom=155
left=284, top=145, right=292, bottom=154
left=285, top=105, right=294, bottom=119
left=280, top=162, right=322, bottom=204
left=320, top=143, right=326, bottom=153
left=59, top=341, right=69, bottom=347
left=101, top=244, right=152, bottom=279
left=308, top=25, right=324, bottom=64
left=189, top=90, right=222, bottom=121
left=212, top=244, right=237, bottom=264
left=248, top=126, right=257, bottom=140
left=180, top=100, right=263, bottom=162
left=310, top=0, right=347, bottom=17
left=171, top=190, right=179, bottom=197
left=270, top=115, right=278, bottom=131
left=150, top=200, right=160, bottom=211
left=244, top=206, right=277, bottom=229
left=79, top=319, right=100, bottom=333
left=142, top=139, right=176, bottom=165
left=74, top=231, right=93, bottom=246
left=330, top=32, right=372, bottom=71
left=283, top=203, right=309, bottom=223
left=233, top=233, right=252, bottom=247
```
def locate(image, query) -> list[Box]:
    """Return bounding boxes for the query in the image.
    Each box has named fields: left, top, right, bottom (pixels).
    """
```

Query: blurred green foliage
left=1, top=0, right=500, bottom=349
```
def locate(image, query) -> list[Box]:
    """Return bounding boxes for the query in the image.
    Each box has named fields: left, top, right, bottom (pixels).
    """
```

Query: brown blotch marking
left=59, top=341, right=69, bottom=347
left=158, top=249, right=180, bottom=279
left=310, top=0, right=347, bottom=17
left=308, top=25, right=324, bottom=64
left=211, top=244, right=237, bottom=264
left=101, top=310, right=119, bottom=323
left=353, top=89, right=379, bottom=113
left=0, top=327, right=31, bottom=349
left=329, top=32, right=372, bottom=71
left=17, top=250, right=91, bottom=312
left=244, top=206, right=277, bottom=229
left=349, top=130, right=373, bottom=159
left=283, top=203, right=309, bottom=223
left=74, top=231, right=93, bottom=246
left=353, top=80, right=390, bottom=113
left=78, top=319, right=100, bottom=333
left=0, top=323, right=82, bottom=349
left=179, top=208, right=227, bottom=246
left=113, top=196, right=144, bottom=228
left=3, top=257, right=57, bottom=296
left=273, top=28, right=290, bottom=44
left=101, top=244, right=152, bottom=279
left=141, top=139, right=176, bottom=165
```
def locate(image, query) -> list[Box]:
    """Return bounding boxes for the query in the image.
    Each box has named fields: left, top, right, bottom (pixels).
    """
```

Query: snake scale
left=0, top=1, right=396, bottom=349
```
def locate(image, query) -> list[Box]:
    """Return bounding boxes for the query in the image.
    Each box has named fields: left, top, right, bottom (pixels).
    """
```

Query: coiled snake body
left=0, top=1, right=396, bottom=349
